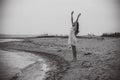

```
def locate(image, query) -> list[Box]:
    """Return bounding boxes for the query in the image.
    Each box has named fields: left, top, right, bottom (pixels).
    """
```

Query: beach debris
left=84, top=52, right=92, bottom=55
left=57, top=49, right=62, bottom=52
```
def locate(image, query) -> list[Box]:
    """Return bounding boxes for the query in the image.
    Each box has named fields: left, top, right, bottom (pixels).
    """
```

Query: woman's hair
left=75, top=22, right=79, bottom=35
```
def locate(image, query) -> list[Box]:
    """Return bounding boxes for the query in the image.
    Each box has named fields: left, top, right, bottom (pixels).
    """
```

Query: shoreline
left=0, top=47, right=69, bottom=80
left=0, top=49, right=49, bottom=80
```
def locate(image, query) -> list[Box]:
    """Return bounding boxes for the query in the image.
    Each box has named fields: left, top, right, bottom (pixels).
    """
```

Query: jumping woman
left=68, top=11, right=81, bottom=61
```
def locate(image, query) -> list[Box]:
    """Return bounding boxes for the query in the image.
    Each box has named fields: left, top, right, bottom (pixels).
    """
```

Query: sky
left=0, top=0, right=120, bottom=35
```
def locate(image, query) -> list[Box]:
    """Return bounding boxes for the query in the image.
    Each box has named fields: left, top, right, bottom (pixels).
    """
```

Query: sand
left=0, top=37, right=120, bottom=80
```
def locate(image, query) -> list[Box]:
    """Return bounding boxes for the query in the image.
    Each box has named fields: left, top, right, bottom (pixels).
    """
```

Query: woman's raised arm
left=76, top=13, right=81, bottom=22
left=71, top=11, right=74, bottom=24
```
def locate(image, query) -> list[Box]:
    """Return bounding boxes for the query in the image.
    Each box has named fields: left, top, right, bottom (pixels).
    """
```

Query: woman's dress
left=68, top=26, right=77, bottom=46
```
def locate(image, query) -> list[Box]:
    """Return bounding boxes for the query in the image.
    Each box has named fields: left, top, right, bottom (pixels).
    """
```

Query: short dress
left=68, top=26, right=77, bottom=46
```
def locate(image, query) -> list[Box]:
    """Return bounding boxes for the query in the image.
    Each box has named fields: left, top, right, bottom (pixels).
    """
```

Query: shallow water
left=0, top=50, right=49, bottom=80
left=0, top=39, right=23, bottom=42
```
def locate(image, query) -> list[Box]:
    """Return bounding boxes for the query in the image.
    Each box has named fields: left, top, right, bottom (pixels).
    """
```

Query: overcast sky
left=1, top=0, right=120, bottom=35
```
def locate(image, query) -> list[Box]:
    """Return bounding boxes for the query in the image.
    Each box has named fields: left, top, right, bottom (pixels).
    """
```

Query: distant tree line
left=35, top=32, right=120, bottom=38
left=36, top=35, right=68, bottom=38
left=101, top=32, right=120, bottom=37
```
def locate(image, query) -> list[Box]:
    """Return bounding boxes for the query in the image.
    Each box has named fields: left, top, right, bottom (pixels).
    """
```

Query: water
left=0, top=50, right=49, bottom=80
left=0, top=39, right=23, bottom=42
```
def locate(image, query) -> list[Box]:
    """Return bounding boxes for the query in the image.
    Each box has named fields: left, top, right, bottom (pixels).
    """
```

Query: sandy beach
left=0, top=37, right=120, bottom=80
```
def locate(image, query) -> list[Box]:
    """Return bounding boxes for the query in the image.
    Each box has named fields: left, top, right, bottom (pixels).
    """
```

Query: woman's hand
left=78, top=13, right=81, bottom=17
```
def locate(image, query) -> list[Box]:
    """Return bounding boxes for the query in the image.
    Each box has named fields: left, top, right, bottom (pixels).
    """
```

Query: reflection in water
left=0, top=50, right=49, bottom=80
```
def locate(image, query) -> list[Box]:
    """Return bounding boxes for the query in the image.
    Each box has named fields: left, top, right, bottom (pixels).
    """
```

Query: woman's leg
left=71, top=45, right=77, bottom=61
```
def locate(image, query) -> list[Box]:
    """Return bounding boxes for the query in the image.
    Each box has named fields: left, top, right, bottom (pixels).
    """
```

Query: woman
left=68, top=11, right=81, bottom=61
